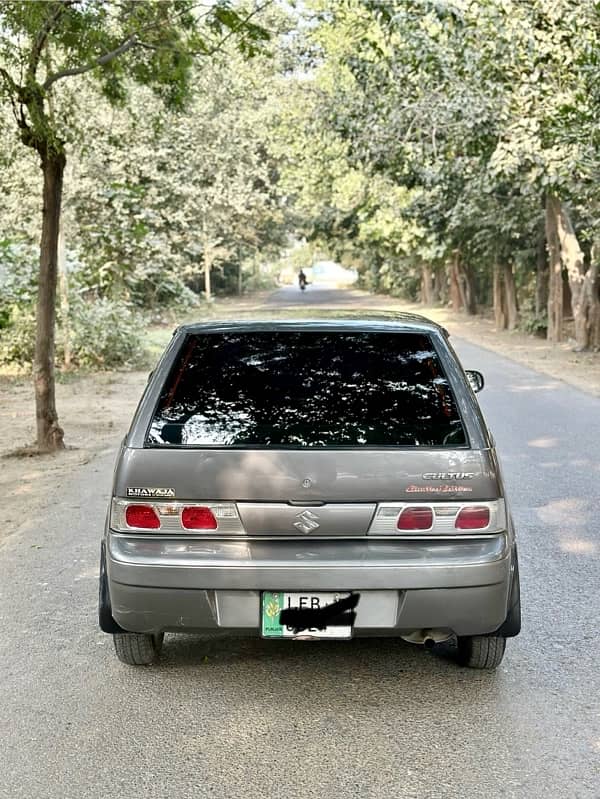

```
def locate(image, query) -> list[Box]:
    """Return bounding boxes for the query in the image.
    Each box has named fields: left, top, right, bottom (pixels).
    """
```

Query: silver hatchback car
left=99, top=313, right=520, bottom=669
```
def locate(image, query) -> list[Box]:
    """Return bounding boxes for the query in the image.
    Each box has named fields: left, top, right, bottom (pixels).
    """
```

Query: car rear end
left=100, top=318, right=519, bottom=667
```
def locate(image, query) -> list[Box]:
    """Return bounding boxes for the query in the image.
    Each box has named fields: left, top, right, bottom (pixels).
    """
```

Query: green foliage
left=0, top=304, right=37, bottom=365
left=65, top=297, right=145, bottom=369
left=520, top=312, right=548, bottom=338
left=0, top=0, right=276, bottom=385
left=0, top=296, right=145, bottom=370
left=277, top=0, right=600, bottom=322
left=0, top=241, right=38, bottom=329
left=56, top=32, right=289, bottom=307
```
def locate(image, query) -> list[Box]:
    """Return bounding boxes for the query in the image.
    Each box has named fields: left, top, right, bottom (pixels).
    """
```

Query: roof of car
left=178, top=310, right=449, bottom=336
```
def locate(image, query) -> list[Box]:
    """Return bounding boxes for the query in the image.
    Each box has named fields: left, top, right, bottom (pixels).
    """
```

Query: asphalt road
left=1, top=286, right=599, bottom=799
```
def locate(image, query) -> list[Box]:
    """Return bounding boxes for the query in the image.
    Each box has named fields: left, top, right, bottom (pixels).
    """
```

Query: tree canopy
left=0, top=0, right=272, bottom=450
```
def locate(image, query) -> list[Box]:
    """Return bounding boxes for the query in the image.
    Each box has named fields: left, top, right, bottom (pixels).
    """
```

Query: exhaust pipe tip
left=400, top=629, right=453, bottom=647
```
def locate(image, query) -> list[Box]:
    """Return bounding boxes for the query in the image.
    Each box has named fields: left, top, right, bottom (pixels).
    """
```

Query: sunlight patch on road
left=536, top=498, right=590, bottom=529
left=75, top=565, right=99, bottom=580
left=527, top=437, right=559, bottom=449
left=558, top=539, right=597, bottom=554
left=11, top=482, right=33, bottom=495
left=508, top=382, right=562, bottom=393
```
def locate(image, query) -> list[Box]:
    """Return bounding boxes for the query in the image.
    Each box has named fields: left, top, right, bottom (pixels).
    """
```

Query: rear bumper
left=106, top=533, right=512, bottom=636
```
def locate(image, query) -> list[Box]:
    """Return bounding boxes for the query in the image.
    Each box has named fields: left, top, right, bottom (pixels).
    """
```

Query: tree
left=0, top=0, right=269, bottom=451
left=284, top=0, right=600, bottom=347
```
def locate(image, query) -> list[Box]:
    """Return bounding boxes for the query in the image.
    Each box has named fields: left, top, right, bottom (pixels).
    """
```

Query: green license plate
left=261, top=591, right=353, bottom=639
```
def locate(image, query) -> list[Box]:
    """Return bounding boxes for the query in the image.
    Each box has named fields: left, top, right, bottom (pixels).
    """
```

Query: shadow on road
left=154, top=633, right=468, bottom=677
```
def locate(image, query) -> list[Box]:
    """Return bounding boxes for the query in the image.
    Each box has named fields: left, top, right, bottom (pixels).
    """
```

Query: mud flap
left=496, top=548, right=521, bottom=638
left=98, top=542, right=126, bottom=634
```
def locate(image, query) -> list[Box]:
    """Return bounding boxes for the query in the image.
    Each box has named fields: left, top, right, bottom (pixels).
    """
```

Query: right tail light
left=455, top=506, right=491, bottom=530
left=369, top=500, right=505, bottom=535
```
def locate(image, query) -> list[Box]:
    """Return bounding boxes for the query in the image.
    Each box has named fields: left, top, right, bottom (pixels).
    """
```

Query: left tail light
left=125, top=504, right=160, bottom=529
left=110, top=499, right=244, bottom=534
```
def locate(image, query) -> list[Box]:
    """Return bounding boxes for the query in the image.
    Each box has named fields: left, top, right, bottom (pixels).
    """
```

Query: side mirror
left=466, top=370, right=484, bottom=393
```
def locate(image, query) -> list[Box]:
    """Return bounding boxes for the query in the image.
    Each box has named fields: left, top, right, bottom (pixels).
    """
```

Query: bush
left=0, top=297, right=146, bottom=370
left=0, top=303, right=36, bottom=365
left=66, top=297, right=145, bottom=368
left=519, top=306, right=548, bottom=338
left=241, top=269, right=278, bottom=293
left=0, top=241, right=38, bottom=331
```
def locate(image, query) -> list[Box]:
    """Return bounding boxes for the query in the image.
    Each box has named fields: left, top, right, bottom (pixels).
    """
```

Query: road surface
left=1, top=286, right=598, bottom=798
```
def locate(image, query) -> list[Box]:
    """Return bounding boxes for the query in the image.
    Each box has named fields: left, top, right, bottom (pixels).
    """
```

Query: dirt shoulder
left=0, top=370, right=149, bottom=544
left=2, top=287, right=598, bottom=544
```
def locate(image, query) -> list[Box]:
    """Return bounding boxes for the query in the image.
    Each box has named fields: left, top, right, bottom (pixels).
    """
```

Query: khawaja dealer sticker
left=126, top=487, right=176, bottom=498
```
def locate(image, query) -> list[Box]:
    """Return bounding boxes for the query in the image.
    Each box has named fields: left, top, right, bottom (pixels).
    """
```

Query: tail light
left=125, top=504, right=160, bottom=529
left=397, top=506, right=433, bottom=530
left=369, top=500, right=505, bottom=535
left=455, top=506, right=490, bottom=530
left=110, top=499, right=244, bottom=534
left=181, top=506, right=218, bottom=530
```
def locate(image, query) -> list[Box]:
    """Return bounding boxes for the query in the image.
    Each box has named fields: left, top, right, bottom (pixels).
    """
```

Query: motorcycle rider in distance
left=298, top=269, right=307, bottom=291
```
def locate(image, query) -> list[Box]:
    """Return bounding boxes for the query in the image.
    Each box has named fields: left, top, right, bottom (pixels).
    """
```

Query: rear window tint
left=147, top=331, right=467, bottom=448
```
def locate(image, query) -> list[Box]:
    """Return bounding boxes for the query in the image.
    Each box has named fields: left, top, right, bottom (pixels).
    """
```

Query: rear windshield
left=147, top=331, right=466, bottom=448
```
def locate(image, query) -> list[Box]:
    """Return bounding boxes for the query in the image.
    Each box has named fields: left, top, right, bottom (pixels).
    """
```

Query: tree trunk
left=453, top=251, right=477, bottom=315
left=554, top=197, right=592, bottom=350
left=58, top=226, right=71, bottom=369
left=503, top=262, right=519, bottom=330
left=536, top=225, right=549, bottom=317
left=420, top=262, right=434, bottom=305
left=545, top=194, right=563, bottom=343
left=462, top=263, right=477, bottom=315
left=588, top=243, right=600, bottom=350
left=201, top=219, right=212, bottom=303
left=34, top=152, right=66, bottom=452
left=432, top=265, right=444, bottom=304
left=204, top=254, right=212, bottom=302
left=370, top=254, right=382, bottom=292
left=493, top=262, right=506, bottom=330
left=448, top=253, right=462, bottom=311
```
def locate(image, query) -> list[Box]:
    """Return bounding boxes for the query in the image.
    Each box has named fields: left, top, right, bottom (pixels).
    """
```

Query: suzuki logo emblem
left=294, top=509, right=320, bottom=534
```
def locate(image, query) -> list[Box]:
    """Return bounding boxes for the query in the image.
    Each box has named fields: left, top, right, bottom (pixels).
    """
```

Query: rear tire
left=113, top=633, right=164, bottom=666
left=456, top=634, right=506, bottom=669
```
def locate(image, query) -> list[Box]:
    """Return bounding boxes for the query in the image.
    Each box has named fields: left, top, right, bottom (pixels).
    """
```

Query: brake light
left=455, top=506, right=490, bottom=530
left=125, top=504, right=160, bottom=529
left=397, top=506, right=433, bottom=530
left=181, top=506, right=218, bottom=530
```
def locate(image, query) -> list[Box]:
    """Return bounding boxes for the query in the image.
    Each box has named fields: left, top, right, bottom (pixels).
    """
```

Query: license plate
left=261, top=591, right=353, bottom=639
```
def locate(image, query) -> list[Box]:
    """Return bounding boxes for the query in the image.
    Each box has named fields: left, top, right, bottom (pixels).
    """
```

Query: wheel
left=456, top=634, right=506, bottom=669
left=113, top=632, right=164, bottom=666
